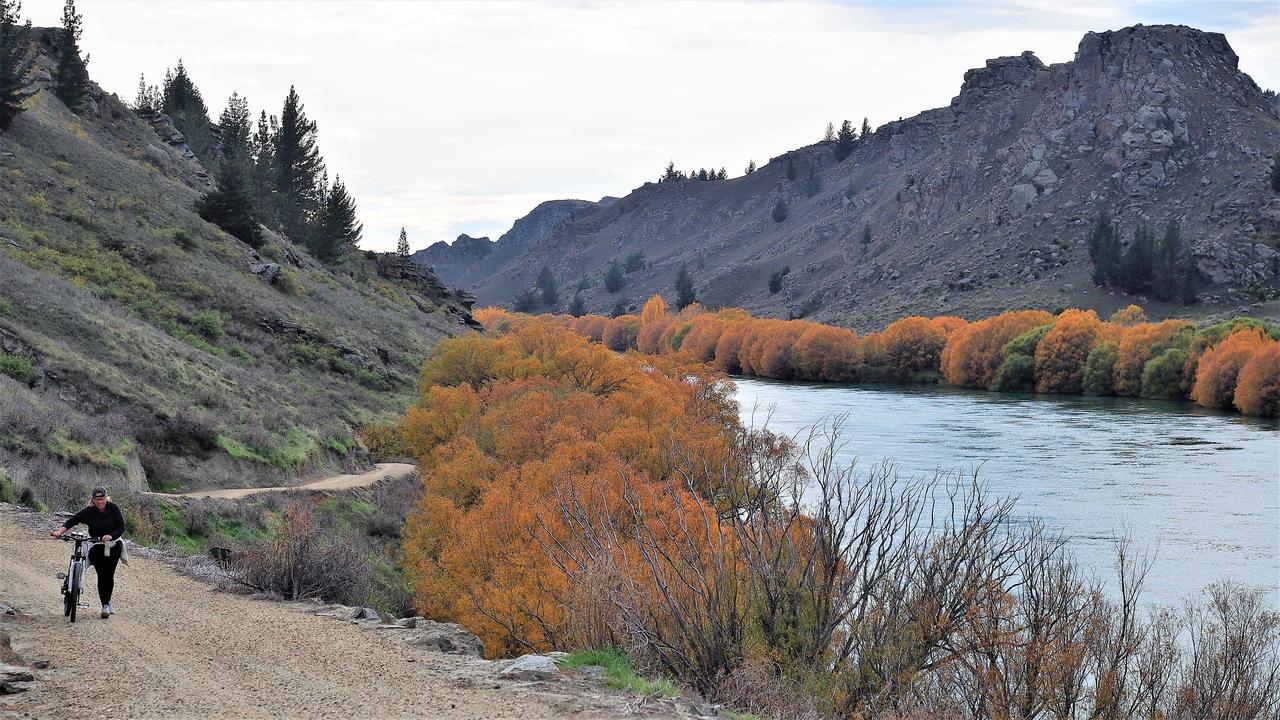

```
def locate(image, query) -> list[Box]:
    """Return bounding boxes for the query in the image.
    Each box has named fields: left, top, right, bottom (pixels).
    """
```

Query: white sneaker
left=101, top=604, right=112, bottom=619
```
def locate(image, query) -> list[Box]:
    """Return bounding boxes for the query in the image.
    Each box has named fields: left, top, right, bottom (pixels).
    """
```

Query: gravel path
left=0, top=513, right=610, bottom=719
left=149, top=462, right=418, bottom=500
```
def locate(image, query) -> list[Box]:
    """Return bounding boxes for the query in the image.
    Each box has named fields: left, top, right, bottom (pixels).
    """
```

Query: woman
left=51, top=486, right=126, bottom=619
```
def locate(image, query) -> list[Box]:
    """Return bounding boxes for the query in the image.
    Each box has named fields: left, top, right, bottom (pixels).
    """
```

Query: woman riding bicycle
left=51, top=486, right=125, bottom=619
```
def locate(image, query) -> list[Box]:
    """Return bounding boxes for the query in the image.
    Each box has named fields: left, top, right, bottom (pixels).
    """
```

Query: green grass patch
left=0, top=353, right=34, bottom=383
left=46, top=432, right=134, bottom=469
left=560, top=648, right=680, bottom=698
left=159, top=504, right=202, bottom=553
left=0, top=293, right=11, bottom=315
left=217, top=427, right=318, bottom=470
left=191, top=309, right=226, bottom=339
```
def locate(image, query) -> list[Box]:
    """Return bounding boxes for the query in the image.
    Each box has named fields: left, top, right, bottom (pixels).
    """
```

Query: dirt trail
left=150, top=462, right=418, bottom=500
left=0, top=513, right=616, bottom=719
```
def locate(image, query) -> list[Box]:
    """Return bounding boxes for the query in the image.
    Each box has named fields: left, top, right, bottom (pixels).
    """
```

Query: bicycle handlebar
left=57, top=533, right=102, bottom=542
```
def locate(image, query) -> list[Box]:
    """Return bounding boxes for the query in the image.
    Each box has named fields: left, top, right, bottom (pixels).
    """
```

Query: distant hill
left=417, top=25, right=1280, bottom=330
left=0, top=29, right=474, bottom=498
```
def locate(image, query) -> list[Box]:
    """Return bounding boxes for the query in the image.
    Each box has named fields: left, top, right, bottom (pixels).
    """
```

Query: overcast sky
left=24, top=1, right=1280, bottom=252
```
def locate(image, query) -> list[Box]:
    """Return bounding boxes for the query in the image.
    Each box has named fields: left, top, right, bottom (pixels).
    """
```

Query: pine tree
left=1087, top=213, right=1121, bottom=286
left=604, top=259, right=625, bottom=293
left=823, top=121, right=835, bottom=142
left=717, top=167, right=727, bottom=180
left=745, top=159, right=756, bottom=174
left=196, top=157, right=262, bottom=248
left=161, top=60, right=216, bottom=166
left=218, top=92, right=252, bottom=171
left=310, top=175, right=362, bottom=262
left=396, top=227, right=410, bottom=265
left=250, top=111, right=276, bottom=222
left=535, top=265, right=559, bottom=306
left=861, top=225, right=872, bottom=247
left=512, top=288, right=539, bottom=313
left=52, top=0, right=88, bottom=113
left=860, top=117, right=872, bottom=140
left=568, top=292, right=586, bottom=318
left=610, top=300, right=626, bottom=318
left=273, top=86, right=323, bottom=244
left=0, top=0, right=33, bottom=131
left=660, top=160, right=684, bottom=183
left=1119, top=224, right=1154, bottom=293
left=674, top=263, right=696, bottom=310
left=132, top=72, right=160, bottom=113
left=1151, top=221, right=1184, bottom=301
left=834, top=119, right=856, bottom=162
left=768, top=266, right=790, bottom=294
left=772, top=197, right=788, bottom=223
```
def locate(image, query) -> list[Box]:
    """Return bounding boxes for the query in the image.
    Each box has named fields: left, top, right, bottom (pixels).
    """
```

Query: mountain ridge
left=416, top=24, right=1280, bottom=330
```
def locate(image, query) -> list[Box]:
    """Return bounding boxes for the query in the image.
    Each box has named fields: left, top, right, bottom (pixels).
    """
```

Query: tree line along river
left=732, top=377, right=1280, bottom=609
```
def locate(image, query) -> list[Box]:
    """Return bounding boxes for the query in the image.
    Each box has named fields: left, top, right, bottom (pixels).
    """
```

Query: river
left=732, top=377, right=1280, bottom=609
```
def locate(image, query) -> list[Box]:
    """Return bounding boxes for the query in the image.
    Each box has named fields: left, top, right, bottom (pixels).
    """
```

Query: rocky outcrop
left=426, top=24, right=1280, bottom=328
left=374, top=255, right=480, bottom=328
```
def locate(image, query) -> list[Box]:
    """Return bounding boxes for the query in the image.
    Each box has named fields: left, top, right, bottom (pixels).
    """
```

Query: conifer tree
left=772, top=197, right=788, bottom=223
left=610, top=300, right=626, bottom=318
left=745, top=159, right=756, bottom=174
left=860, top=117, right=872, bottom=140
left=218, top=92, right=252, bottom=171
left=716, top=167, right=727, bottom=180
left=310, top=175, right=362, bottom=262
left=250, top=111, right=276, bottom=220
left=1087, top=212, right=1121, bottom=286
left=674, top=263, right=695, bottom=310
left=604, top=259, right=625, bottom=293
left=52, top=0, right=88, bottom=113
left=0, top=0, right=32, bottom=131
left=823, top=121, right=835, bottom=142
left=161, top=60, right=216, bottom=166
left=396, top=227, right=410, bottom=265
left=1119, top=224, right=1154, bottom=293
left=568, top=292, right=586, bottom=317
left=861, top=225, right=872, bottom=247
left=660, top=161, right=685, bottom=183
left=535, top=265, right=559, bottom=306
left=834, top=119, right=856, bottom=162
left=1152, top=221, right=1184, bottom=302
left=132, top=72, right=160, bottom=113
left=196, top=157, right=262, bottom=248
left=273, top=86, right=323, bottom=244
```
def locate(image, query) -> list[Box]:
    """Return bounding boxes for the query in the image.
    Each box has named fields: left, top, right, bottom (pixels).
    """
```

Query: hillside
left=0, top=29, right=475, bottom=502
left=416, top=25, right=1280, bottom=330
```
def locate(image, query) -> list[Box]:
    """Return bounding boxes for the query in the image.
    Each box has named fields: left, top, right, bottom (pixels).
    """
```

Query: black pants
left=87, top=544, right=121, bottom=605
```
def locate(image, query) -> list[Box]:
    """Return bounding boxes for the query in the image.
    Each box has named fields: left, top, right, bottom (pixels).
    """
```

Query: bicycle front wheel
left=67, top=587, right=79, bottom=622
left=63, top=586, right=73, bottom=617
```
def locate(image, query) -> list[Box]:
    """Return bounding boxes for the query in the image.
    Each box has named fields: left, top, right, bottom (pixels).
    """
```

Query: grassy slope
left=0, top=52, right=466, bottom=502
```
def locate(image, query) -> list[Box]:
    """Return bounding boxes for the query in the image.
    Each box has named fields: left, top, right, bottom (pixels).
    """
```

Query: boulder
left=402, top=619, right=485, bottom=657
left=1009, top=183, right=1038, bottom=214
left=498, top=654, right=559, bottom=681
left=249, top=262, right=281, bottom=284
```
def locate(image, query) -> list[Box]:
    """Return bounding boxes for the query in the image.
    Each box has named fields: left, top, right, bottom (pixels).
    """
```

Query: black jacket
left=62, top=502, right=126, bottom=540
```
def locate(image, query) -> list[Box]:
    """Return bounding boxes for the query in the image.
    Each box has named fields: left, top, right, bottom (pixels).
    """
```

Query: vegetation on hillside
left=399, top=316, right=1280, bottom=718
left=477, top=304, right=1280, bottom=417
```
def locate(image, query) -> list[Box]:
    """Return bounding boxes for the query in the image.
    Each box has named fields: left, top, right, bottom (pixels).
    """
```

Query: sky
left=23, top=1, right=1280, bottom=252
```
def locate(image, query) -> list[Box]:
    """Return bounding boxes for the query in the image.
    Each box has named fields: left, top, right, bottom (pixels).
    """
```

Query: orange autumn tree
left=1233, top=342, right=1280, bottom=417
left=877, top=316, right=949, bottom=380
left=940, top=310, right=1055, bottom=389
left=1034, top=309, right=1103, bottom=394
left=1112, top=320, right=1195, bottom=397
left=637, top=294, right=674, bottom=354
left=400, top=319, right=737, bottom=656
left=1190, top=328, right=1273, bottom=410
left=791, top=323, right=863, bottom=382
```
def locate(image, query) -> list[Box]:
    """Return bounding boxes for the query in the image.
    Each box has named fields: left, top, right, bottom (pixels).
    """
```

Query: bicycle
left=56, top=532, right=102, bottom=623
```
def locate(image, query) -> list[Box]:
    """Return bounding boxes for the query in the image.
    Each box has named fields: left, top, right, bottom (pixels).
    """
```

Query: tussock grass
left=560, top=648, right=680, bottom=698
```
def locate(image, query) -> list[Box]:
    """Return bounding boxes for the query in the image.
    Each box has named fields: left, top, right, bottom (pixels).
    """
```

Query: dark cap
left=91, top=486, right=107, bottom=498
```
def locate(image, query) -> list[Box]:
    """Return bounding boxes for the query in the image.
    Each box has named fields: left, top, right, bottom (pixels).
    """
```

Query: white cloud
left=26, top=1, right=1278, bottom=251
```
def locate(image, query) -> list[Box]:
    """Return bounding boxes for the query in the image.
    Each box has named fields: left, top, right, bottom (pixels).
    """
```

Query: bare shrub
left=236, top=499, right=370, bottom=603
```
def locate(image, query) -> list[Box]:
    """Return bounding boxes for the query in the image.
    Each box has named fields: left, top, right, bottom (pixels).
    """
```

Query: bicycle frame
left=58, top=533, right=101, bottom=622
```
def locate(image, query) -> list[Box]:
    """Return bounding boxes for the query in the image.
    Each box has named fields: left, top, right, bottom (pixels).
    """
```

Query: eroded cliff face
left=420, top=25, right=1280, bottom=329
